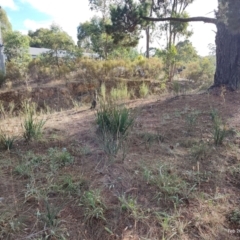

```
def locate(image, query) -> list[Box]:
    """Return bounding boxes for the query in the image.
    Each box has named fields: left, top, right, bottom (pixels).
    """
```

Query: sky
left=0, top=0, right=218, bottom=56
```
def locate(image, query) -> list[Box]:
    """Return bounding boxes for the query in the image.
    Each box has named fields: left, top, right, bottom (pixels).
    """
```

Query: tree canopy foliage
left=0, top=8, right=12, bottom=41
left=28, top=24, right=75, bottom=50
left=4, top=31, right=30, bottom=63
left=78, top=0, right=144, bottom=58
left=89, top=0, right=118, bottom=19
left=77, top=17, right=114, bottom=58
left=4, top=31, right=31, bottom=79
left=105, top=0, right=150, bottom=47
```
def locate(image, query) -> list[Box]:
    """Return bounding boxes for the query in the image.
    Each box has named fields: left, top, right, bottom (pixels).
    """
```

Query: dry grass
left=0, top=87, right=240, bottom=239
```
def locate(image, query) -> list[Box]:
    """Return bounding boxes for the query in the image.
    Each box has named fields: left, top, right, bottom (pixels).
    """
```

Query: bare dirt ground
left=1, top=88, right=240, bottom=239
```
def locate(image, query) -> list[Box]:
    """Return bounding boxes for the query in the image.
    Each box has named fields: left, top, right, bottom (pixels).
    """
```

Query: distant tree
left=0, top=8, right=12, bottom=41
left=175, top=40, right=198, bottom=63
left=78, top=17, right=115, bottom=58
left=83, top=0, right=121, bottom=58
left=29, top=24, right=80, bottom=75
left=4, top=31, right=31, bottom=80
left=89, top=0, right=117, bottom=20
left=45, top=24, right=75, bottom=54
left=155, top=45, right=178, bottom=80
left=4, top=31, right=31, bottom=63
left=108, top=47, right=139, bottom=60
left=152, top=0, right=195, bottom=81
left=83, top=0, right=142, bottom=58
left=107, top=0, right=194, bottom=80
left=28, top=28, right=52, bottom=48
left=184, top=56, right=215, bottom=83
left=155, top=39, right=198, bottom=80
left=152, top=0, right=195, bottom=49
left=106, top=0, right=149, bottom=49
left=28, top=24, right=75, bottom=50
left=138, top=0, right=240, bottom=89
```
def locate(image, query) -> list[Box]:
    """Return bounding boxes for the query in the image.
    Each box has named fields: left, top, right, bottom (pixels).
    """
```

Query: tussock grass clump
left=60, top=175, right=83, bottom=196
left=81, top=190, right=106, bottom=223
left=14, top=163, right=32, bottom=178
left=228, top=209, right=240, bottom=225
left=213, top=122, right=227, bottom=146
left=210, top=109, right=227, bottom=145
left=110, top=83, right=130, bottom=101
left=172, top=81, right=181, bottom=96
left=96, top=101, right=135, bottom=157
left=118, top=195, right=146, bottom=226
left=97, top=103, right=134, bottom=136
left=35, top=200, right=68, bottom=239
left=191, top=142, right=210, bottom=161
left=138, top=132, right=164, bottom=149
left=142, top=164, right=189, bottom=204
left=139, top=82, right=149, bottom=98
left=41, top=200, right=61, bottom=227
left=0, top=132, right=16, bottom=150
left=22, top=114, right=46, bottom=141
left=22, top=100, right=46, bottom=141
left=48, top=147, right=74, bottom=171
left=0, top=101, right=6, bottom=118
left=185, top=110, right=200, bottom=134
left=0, top=100, right=16, bottom=119
left=100, top=82, right=106, bottom=102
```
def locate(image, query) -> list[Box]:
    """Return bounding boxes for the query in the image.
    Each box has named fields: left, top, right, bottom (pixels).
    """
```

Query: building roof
left=29, top=47, right=50, bottom=56
left=29, top=47, right=99, bottom=58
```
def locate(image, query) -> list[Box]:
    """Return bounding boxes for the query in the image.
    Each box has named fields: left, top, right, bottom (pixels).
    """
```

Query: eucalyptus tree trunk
left=214, top=22, right=240, bottom=90
left=146, top=27, right=150, bottom=58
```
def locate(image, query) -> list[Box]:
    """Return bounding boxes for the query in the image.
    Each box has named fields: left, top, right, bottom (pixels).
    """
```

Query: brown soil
left=1, top=87, right=240, bottom=239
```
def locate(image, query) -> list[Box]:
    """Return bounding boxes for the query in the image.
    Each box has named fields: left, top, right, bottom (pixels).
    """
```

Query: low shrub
left=135, top=57, right=163, bottom=79
left=5, top=62, right=22, bottom=81
left=76, top=58, right=163, bottom=83
left=139, top=82, right=149, bottom=98
left=183, top=57, right=215, bottom=83
left=110, top=83, right=130, bottom=100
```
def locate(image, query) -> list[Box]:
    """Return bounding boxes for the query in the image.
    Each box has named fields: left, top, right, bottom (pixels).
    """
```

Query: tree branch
left=141, top=16, right=217, bottom=24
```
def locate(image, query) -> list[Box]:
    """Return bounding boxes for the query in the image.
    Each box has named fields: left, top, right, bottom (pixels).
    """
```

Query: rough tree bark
left=146, top=27, right=150, bottom=58
left=214, top=22, right=240, bottom=90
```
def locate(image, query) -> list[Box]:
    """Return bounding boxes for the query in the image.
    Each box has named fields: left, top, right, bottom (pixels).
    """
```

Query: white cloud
left=139, top=0, right=218, bottom=56
left=189, top=22, right=216, bottom=56
left=0, top=0, right=18, bottom=10
left=20, top=0, right=218, bottom=55
left=23, top=19, right=51, bottom=31
left=20, top=0, right=95, bottom=42
left=19, top=29, right=28, bottom=35
left=188, top=0, right=218, bottom=56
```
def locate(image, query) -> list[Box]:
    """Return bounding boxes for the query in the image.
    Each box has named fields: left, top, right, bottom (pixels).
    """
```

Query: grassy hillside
left=0, top=86, right=240, bottom=239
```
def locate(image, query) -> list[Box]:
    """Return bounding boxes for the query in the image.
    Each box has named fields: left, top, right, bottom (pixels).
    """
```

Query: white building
left=29, top=47, right=99, bottom=59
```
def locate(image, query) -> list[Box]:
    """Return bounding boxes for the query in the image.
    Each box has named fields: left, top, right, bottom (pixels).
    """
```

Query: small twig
left=20, top=228, right=50, bottom=239
left=125, top=188, right=138, bottom=194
